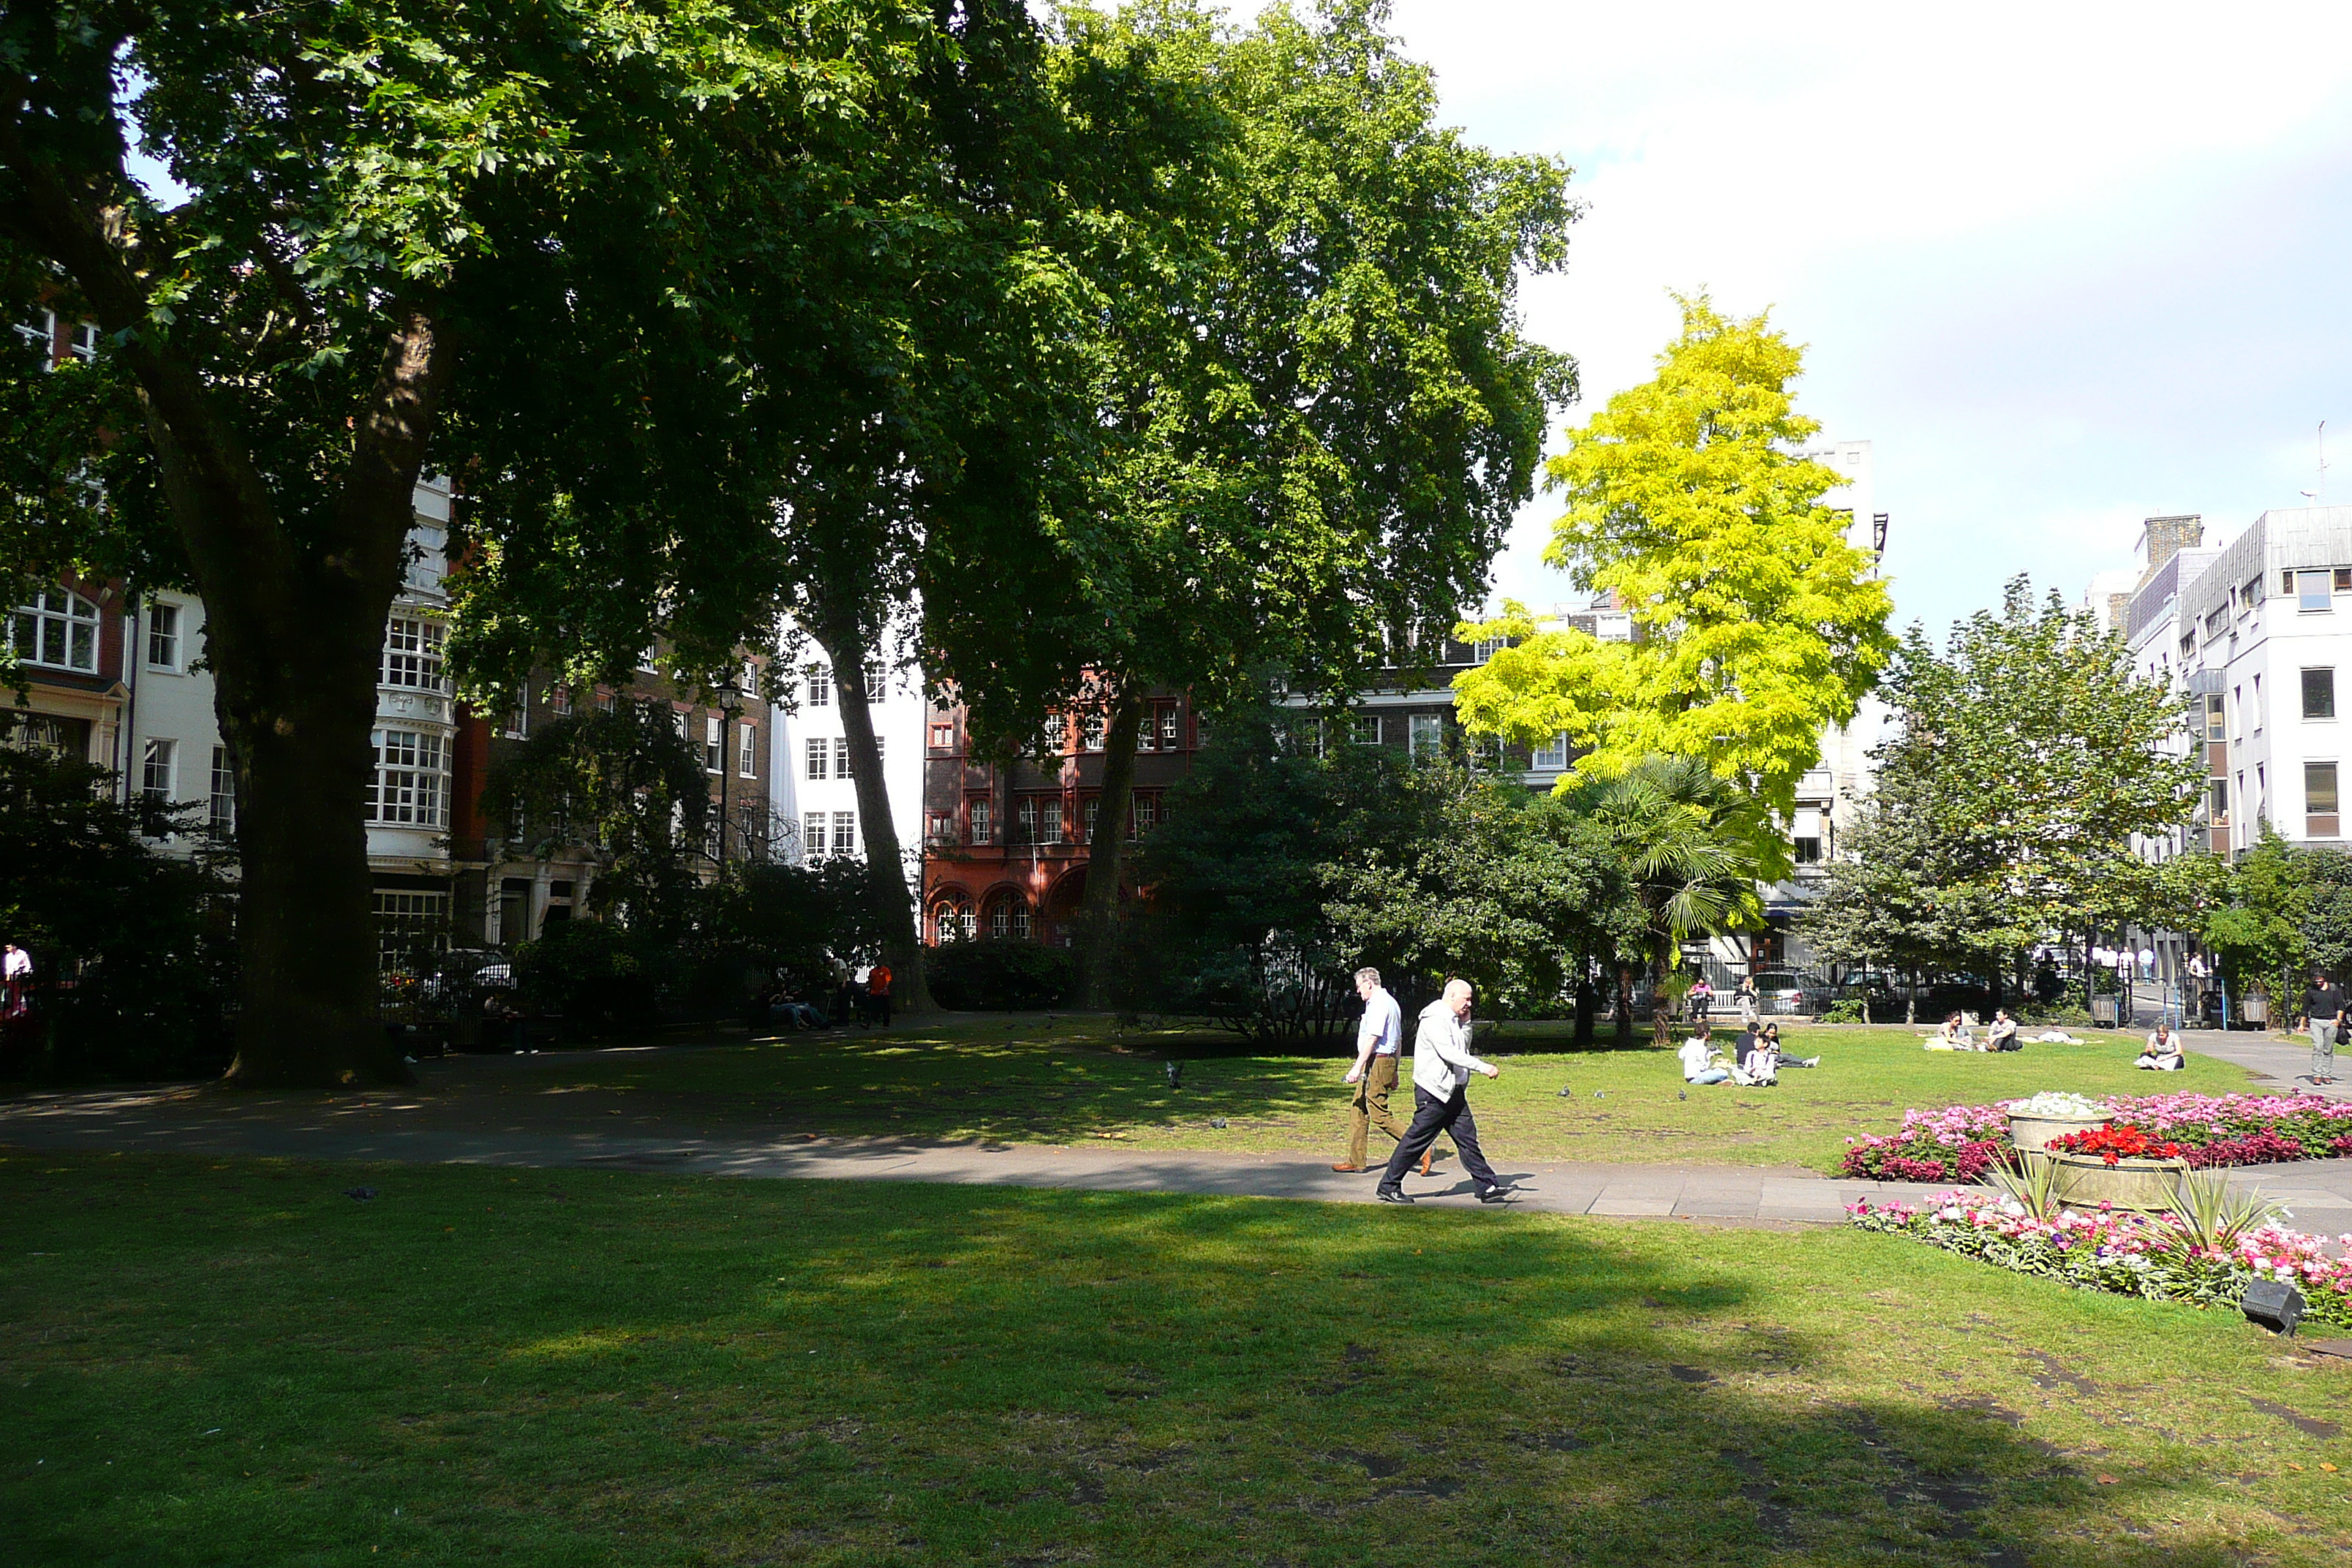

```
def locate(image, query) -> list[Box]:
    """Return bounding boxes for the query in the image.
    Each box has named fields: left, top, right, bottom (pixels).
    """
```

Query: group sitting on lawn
left=1679, top=1024, right=1820, bottom=1087
left=1924, top=1009, right=2022, bottom=1052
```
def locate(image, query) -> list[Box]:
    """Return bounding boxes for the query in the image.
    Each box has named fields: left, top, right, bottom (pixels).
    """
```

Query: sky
left=1380, top=0, right=2352, bottom=643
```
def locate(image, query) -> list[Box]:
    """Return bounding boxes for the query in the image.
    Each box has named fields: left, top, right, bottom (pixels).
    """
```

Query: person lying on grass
left=1759, top=1021, right=1823, bottom=1069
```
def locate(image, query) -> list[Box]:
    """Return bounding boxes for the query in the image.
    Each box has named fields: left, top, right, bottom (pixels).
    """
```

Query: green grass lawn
left=6, top=1150, right=2351, bottom=1566
left=480, top=1019, right=2253, bottom=1172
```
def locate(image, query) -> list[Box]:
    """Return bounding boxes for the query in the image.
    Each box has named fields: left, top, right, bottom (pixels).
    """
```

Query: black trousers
left=1379, top=1084, right=1500, bottom=1195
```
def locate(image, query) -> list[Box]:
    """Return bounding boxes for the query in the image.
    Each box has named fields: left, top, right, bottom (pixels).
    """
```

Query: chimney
left=2137, top=514, right=2204, bottom=582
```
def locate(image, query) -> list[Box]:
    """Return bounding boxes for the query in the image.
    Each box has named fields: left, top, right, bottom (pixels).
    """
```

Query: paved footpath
left=8, top=1060, right=2352, bottom=1230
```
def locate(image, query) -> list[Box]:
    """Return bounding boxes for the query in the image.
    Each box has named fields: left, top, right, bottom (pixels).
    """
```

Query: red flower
left=2048, top=1123, right=2185, bottom=1164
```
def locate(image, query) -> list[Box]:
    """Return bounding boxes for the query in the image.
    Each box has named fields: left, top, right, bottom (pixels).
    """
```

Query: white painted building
left=118, top=478, right=461, bottom=961
left=769, top=638, right=927, bottom=877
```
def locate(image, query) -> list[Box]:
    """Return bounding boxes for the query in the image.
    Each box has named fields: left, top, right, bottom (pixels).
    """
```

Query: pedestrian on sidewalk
left=1, top=941, right=30, bottom=1021
left=866, top=960, right=894, bottom=1028
left=1333, top=968, right=1414, bottom=1173
left=1377, top=979, right=1512, bottom=1205
left=2303, top=968, right=2345, bottom=1085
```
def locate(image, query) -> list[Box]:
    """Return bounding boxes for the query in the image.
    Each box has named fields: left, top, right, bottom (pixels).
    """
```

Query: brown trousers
left=1347, top=1053, right=1409, bottom=1167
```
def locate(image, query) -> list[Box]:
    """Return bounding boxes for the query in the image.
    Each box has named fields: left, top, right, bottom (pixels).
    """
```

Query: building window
left=2310, top=761, right=2340, bottom=837
left=373, top=890, right=450, bottom=970
left=381, top=618, right=445, bottom=691
left=704, top=714, right=723, bottom=774
left=501, top=699, right=528, bottom=739
left=833, top=736, right=852, bottom=779
left=2209, top=777, right=2230, bottom=824
left=1131, top=794, right=1158, bottom=839
left=1017, top=796, right=1037, bottom=843
left=2338, top=568, right=2352, bottom=593
left=806, top=666, right=831, bottom=706
left=927, top=811, right=954, bottom=845
left=989, top=899, right=1011, bottom=941
left=2300, top=570, right=2334, bottom=614
left=1531, top=731, right=1569, bottom=770
left=1082, top=796, right=1100, bottom=841
left=2204, top=694, right=2226, bottom=743
left=804, top=737, right=828, bottom=780
left=1039, top=715, right=1065, bottom=755
left=832, top=811, right=857, bottom=856
left=367, top=728, right=447, bottom=826
left=1082, top=712, right=1107, bottom=751
left=141, top=736, right=176, bottom=806
left=1408, top=713, right=1444, bottom=757
left=208, top=745, right=236, bottom=832
left=146, top=602, right=181, bottom=670
left=1158, top=704, right=1180, bottom=751
left=1351, top=713, right=1382, bottom=745
left=1793, top=835, right=1823, bottom=864
left=803, top=813, right=826, bottom=857
left=9, top=586, right=99, bottom=672
left=865, top=668, right=886, bottom=703
left=550, top=685, right=572, bottom=716
left=596, top=687, right=615, bottom=714
left=930, top=720, right=956, bottom=750
left=739, top=723, right=758, bottom=777
left=970, top=797, right=993, bottom=844
left=2306, top=668, right=2337, bottom=720
left=1473, top=636, right=1507, bottom=662
left=1011, top=900, right=1032, bottom=940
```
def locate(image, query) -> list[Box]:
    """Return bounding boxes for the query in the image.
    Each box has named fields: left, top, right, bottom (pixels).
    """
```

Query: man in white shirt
left=1376, top=979, right=1512, bottom=1205
left=1679, top=1034, right=1728, bottom=1085
left=1335, top=967, right=1412, bottom=1172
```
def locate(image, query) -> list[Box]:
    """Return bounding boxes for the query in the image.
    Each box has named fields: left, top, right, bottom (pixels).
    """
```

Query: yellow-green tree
left=1452, top=296, right=1894, bottom=846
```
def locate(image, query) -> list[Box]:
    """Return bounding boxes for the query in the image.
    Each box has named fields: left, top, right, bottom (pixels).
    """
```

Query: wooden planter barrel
left=2048, top=1150, right=2191, bottom=1212
left=2008, top=1111, right=2111, bottom=1153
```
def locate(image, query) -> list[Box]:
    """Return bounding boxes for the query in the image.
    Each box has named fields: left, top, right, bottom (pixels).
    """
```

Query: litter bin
left=2089, top=995, right=2119, bottom=1028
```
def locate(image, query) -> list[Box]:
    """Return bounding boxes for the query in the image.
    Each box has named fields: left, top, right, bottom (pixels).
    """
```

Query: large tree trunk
left=1573, top=962, right=1596, bottom=1047
left=1650, top=947, right=1674, bottom=1047
left=822, top=629, right=934, bottom=1014
left=1077, top=685, right=1147, bottom=1009
left=1614, top=965, right=1633, bottom=1046
left=7, top=148, right=445, bottom=1085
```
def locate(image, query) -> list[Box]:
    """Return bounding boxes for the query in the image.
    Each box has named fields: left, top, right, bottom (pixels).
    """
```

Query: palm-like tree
left=1575, top=756, right=1766, bottom=1045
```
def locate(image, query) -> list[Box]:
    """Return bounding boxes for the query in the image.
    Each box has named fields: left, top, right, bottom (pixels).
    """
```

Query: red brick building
left=919, top=690, right=1200, bottom=946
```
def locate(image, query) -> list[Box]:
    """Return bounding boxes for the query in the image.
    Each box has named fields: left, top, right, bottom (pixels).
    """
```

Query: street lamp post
left=714, top=674, right=744, bottom=870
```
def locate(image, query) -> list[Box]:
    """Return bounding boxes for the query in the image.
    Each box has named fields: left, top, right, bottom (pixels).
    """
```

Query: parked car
left=418, top=949, right=514, bottom=1005
left=1747, top=970, right=1813, bottom=1015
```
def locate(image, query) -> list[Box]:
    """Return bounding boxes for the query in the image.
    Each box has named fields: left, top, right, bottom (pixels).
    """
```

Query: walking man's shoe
left=1330, top=1162, right=1365, bottom=1172
left=1376, top=1188, right=1414, bottom=1205
left=1477, top=1184, right=1519, bottom=1205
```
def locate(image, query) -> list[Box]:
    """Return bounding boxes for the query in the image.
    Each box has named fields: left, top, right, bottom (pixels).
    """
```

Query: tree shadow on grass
left=4, top=1156, right=2334, bottom=1567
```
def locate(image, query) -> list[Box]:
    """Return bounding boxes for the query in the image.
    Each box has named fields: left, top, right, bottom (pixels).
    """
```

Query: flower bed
left=1840, top=1092, right=2352, bottom=1182
left=1847, top=1190, right=2352, bottom=1328
left=2046, top=1123, right=2186, bottom=1164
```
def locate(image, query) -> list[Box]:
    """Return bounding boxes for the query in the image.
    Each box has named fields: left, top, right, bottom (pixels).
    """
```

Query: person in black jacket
left=2303, top=970, right=2345, bottom=1085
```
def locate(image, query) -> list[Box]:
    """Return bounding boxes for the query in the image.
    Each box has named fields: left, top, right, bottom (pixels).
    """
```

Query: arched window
left=986, top=892, right=1033, bottom=942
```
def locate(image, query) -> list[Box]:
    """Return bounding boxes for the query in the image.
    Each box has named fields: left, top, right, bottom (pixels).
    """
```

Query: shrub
left=925, top=941, right=1077, bottom=1011
left=1820, top=998, right=1868, bottom=1024
left=513, top=921, right=671, bottom=1036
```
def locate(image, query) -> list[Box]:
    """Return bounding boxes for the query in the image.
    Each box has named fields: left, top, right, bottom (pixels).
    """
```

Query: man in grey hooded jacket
left=1376, top=978, right=1513, bottom=1205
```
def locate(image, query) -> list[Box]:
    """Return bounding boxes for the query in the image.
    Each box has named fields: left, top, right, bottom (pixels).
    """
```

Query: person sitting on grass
left=1731, top=1028, right=1778, bottom=1087
left=1985, top=1009, right=2020, bottom=1052
left=1678, top=1032, right=1730, bottom=1085
left=2135, top=1022, right=2185, bottom=1071
left=1927, top=1012, right=1975, bottom=1050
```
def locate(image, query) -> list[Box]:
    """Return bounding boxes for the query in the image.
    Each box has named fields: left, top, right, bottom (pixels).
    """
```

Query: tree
left=927, top=0, right=1578, bottom=1005
left=1, top=2, right=822, bottom=1083
left=1135, top=707, right=1436, bottom=1044
left=1799, top=767, right=1996, bottom=1022
left=478, top=700, right=710, bottom=939
left=1454, top=296, right=1893, bottom=840
left=1324, top=774, right=1629, bottom=1019
left=2304, top=848, right=2352, bottom=981
left=2179, top=832, right=2309, bottom=1015
left=1851, top=578, right=2205, bottom=998
left=1566, top=756, right=1763, bottom=1044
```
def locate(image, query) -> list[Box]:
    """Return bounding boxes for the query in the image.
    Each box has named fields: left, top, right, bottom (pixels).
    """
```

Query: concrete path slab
left=9, top=1061, right=2352, bottom=1229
